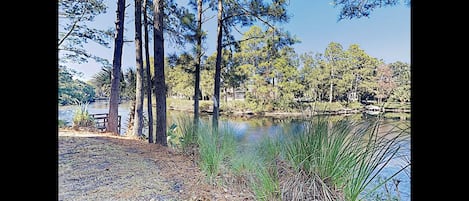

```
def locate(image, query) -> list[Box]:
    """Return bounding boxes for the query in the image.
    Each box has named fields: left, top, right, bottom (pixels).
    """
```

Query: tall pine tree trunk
left=143, top=0, right=153, bottom=143
left=212, top=0, right=223, bottom=132
left=224, top=87, right=227, bottom=103
left=134, top=0, right=144, bottom=138
left=329, top=67, right=333, bottom=103
left=193, top=0, right=203, bottom=132
left=126, top=100, right=136, bottom=135
left=108, top=0, right=126, bottom=134
left=232, top=87, right=235, bottom=101
left=153, top=0, right=167, bottom=146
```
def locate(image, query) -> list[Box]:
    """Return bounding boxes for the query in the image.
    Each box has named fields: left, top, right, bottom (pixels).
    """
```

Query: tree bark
left=134, top=0, right=144, bottom=138
left=153, top=0, right=167, bottom=146
left=126, top=100, right=136, bottom=135
left=232, top=87, right=235, bottom=101
left=108, top=0, right=126, bottom=134
left=143, top=0, right=153, bottom=143
left=329, top=66, right=333, bottom=103
left=212, top=0, right=223, bottom=132
left=224, top=87, right=227, bottom=103
left=193, top=0, right=203, bottom=131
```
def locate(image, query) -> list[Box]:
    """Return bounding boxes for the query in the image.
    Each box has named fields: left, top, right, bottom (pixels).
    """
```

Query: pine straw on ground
left=58, top=129, right=253, bottom=201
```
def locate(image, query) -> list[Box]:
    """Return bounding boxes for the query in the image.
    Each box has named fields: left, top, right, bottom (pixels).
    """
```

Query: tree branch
left=58, top=10, right=87, bottom=47
left=221, top=12, right=246, bottom=22
left=201, top=6, right=211, bottom=14
left=222, top=35, right=265, bottom=48
left=202, top=14, right=215, bottom=24
left=232, top=1, right=276, bottom=30
left=232, top=25, right=244, bottom=35
left=58, top=47, right=91, bottom=58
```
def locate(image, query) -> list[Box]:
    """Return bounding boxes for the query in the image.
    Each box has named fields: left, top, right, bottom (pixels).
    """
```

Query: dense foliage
left=58, top=66, right=95, bottom=105
left=58, top=0, right=113, bottom=65
left=89, top=66, right=137, bottom=100
left=153, top=26, right=410, bottom=112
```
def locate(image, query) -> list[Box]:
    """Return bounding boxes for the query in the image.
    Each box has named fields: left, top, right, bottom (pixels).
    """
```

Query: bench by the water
left=90, top=113, right=121, bottom=133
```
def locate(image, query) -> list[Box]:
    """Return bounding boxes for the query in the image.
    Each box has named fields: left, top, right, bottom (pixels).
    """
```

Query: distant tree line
left=58, top=65, right=138, bottom=106
left=59, top=0, right=410, bottom=144
left=58, top=66, right=95, bottom=105
left=102, top=26, right=410, bottom=111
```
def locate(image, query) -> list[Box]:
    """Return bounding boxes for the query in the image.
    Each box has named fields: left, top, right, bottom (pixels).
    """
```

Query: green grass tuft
left=72, top=102, right=95, bottom=129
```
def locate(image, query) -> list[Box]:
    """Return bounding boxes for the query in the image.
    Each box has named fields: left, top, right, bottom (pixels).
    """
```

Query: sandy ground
left=58, top=129, right=253, bottom=201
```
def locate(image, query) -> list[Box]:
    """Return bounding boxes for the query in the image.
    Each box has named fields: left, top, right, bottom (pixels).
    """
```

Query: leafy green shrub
left=166, top=123, right=179, bottom=148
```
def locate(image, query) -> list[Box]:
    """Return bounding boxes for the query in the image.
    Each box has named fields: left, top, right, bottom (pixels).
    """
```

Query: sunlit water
left=59, top=101, right=410, bottom=200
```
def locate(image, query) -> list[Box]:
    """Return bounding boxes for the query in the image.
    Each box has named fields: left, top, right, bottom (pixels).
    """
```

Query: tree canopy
left=58, top=0, right=113, bottom=64
left=59, top=66, right=95, bottom=105
left=332, top=0, right=411, bottom=20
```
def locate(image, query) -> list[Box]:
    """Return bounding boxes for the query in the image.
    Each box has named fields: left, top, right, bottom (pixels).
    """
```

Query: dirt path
left=58, top=130, right=252, bottom=201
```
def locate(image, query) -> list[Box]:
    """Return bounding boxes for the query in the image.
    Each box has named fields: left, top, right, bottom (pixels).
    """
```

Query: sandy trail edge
left=58, top=129, right=253, bottom=201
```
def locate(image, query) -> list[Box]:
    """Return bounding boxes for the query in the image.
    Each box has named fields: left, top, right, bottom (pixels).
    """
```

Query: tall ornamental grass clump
left=72, top=102, right=95, bottom=129
left=250, top=136, right=282, bottom=200
left=283, top=117, right=408, bottom=201
left=197, top=123, right=237, bottom=183
left=173, top=115, right=198, bottom=153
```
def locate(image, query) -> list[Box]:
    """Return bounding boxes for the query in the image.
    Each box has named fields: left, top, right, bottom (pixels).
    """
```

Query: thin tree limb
left=222, top=35, right=265, bottom=48
left=202, top=14, right=215, bottom=23
left=58, top=10, right=87, bottom=47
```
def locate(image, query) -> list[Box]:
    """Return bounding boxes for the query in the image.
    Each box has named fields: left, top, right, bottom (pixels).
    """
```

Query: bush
left=58, top=119, right=69, bottom=128
left=312, top=102, right=345, bottom=111
left=347, top=101, right=363, bottom=109
left=221, top=100, right=244, bottom=112
left=199, top=101, right=212, bottom=111
left=383, top=102, right=411, bottom=110
left=72, top=102, right=95, bottom=129
left=283, top=117, right=408, bottom=201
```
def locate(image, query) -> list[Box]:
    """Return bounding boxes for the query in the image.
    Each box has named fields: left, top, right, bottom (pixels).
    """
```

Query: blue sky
left=60, top=0, right=410, bottom=81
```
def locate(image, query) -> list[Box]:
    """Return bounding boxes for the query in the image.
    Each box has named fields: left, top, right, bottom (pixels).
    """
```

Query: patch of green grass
left=198, top=125, right=222, bottom=182
left=346, top=101, right=363, bottom=109
left=251, top=165, right=280, bottom=200
left=167, top=98, right=212, bottom=111
left=230, top=149, right=258, bottom=177
left=307, top=101, right=346, bottom=112
left=221, top=100, right=253, bottom=113
left=196, top=123, right=238, bottom=183
left=250, top=136, right=282, bottom=200
left=383, top=112, right=410, bottom=120
left=383, top=102, right=410, bottom=110
left=199, top=101, right=212, bottom=111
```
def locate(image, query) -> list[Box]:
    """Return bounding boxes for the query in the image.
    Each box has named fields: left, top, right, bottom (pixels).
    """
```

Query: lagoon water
left=59, top=101, right=410, bottom=200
